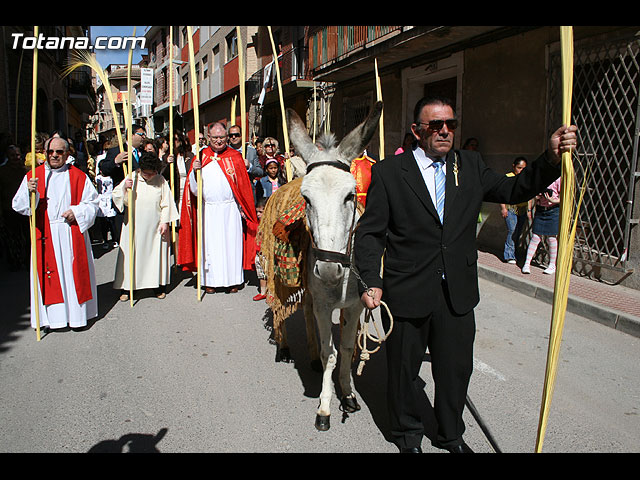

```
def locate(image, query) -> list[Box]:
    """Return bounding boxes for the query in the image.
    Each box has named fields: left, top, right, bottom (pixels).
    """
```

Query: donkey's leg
left=304, top=293, right=321, bottom=371
left=275, top=319, right=291, bottom=363
left=338, top=302, right=363, bottom=413
left=314, top=306, right=337, bottom=431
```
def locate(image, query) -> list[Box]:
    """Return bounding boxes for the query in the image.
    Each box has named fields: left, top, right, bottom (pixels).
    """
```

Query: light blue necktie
left=434, top=160, right=445, bottom=223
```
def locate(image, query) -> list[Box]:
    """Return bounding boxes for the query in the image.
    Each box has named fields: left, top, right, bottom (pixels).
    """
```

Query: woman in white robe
left=12, top=161, right=99, bottom=330
left=112, top=152, right=179, bottom=300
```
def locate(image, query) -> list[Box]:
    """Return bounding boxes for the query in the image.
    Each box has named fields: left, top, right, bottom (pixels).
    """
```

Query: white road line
left=473, top=358, right=507, bottom=382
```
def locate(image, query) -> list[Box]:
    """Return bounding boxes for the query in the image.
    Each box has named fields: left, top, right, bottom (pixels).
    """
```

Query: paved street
left=0, top=244, right=639, bottom=453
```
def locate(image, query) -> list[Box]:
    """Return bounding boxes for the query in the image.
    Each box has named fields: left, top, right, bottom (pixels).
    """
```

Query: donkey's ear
left=337, top=101, right=383, bottom=163
left=286, top=108, right=317, bottom=164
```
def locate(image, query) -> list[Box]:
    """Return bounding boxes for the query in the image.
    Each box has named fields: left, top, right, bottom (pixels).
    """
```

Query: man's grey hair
left=44, top=136, right=69, bottom=152
left=208, top=122, right=227, bottom=134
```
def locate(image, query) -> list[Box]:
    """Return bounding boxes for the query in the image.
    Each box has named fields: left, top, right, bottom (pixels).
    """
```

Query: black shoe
left=399, top=446, right=422, bottom=453
left=439, top=442, right=474, bottom=453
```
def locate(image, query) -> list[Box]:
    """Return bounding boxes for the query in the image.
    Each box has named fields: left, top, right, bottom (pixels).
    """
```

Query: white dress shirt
left=412, top=145, right=446, bottom=209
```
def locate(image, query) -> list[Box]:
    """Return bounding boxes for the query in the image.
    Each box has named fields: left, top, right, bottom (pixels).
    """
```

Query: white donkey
left=286, top=101, right=383, bottom=431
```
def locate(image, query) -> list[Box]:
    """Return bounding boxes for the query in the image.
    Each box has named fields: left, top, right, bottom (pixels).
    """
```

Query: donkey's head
left=286, top=101, right=383, bottom=285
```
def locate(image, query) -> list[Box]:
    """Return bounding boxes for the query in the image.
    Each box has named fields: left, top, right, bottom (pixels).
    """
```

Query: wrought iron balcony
left=247, top=46, right=313, bottom=102
left=67, top=69, right=96, bottom=113
left=308, top=26, right=403, bottom=70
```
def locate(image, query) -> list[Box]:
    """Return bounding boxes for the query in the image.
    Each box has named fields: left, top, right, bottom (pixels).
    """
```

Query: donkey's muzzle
left=313, top=260, right=345, bottom=285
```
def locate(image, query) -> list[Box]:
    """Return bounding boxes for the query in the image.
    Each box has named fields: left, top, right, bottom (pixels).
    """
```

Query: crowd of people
left=0, top=122, right=300, bottom=332
left=0, top=96, right=576, bottom=454
left=498, top=156, right=561, bottom=275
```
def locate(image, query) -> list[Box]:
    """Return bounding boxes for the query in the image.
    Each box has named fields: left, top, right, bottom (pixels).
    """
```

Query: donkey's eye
left=345, top=193, right=355, bottom=203
left=302, top=195, right=311, bottom=207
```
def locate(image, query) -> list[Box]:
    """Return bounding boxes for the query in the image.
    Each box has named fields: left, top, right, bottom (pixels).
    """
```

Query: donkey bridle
left=305, top=161, right=358, bottom=267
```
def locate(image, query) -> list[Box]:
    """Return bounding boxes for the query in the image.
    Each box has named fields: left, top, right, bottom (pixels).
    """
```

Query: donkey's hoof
left=276, top=347, right=292, bottom=363
left=340, top=395, right=361, bottom=413
left=315, top=414, right=330, bottom=431
left=310, top=359, right=323, bottom=372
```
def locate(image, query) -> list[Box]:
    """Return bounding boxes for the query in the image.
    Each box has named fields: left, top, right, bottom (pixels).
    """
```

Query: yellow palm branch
left=230, top=95, right=237, bottom=127
left=61, top=49, right=125, bottom=154
left=30, top=26, right=41, bottom=341
left=535, top=25, right=591, bottom=452
left=186, top=26, right=203, bottom=302
left=267, top=26, right=291, bottom=182
left=125, top=26, right=136, bottom=308
left=169, top=26, right=176, bottom=245
left=237, top=26, right=247, bottom=159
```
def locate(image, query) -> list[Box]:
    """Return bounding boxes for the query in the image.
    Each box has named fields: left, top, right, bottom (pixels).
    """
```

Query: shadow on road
left=88, top=428, right=168, bottom=453
left=258, top=304, right=439, bottom=445
left=0, top=260, right=31, bottom=354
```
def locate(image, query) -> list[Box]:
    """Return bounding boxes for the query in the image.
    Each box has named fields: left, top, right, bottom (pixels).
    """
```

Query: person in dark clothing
left=354, top=95, right=577, bottom=453
left=96, top=124, right=146, bottom=247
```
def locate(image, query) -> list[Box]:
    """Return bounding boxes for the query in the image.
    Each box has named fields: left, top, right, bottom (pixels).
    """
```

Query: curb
left=478, top=264, right=640, bottom=339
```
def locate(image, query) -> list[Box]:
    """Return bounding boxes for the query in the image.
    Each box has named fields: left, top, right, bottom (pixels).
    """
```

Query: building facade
left=304, top=25, right=640, bottom=291
left=139, top=25, right=640, bottom=291
left=92, top=63, right=144, bottom=146
left=1, top=25, right=96, bottom=156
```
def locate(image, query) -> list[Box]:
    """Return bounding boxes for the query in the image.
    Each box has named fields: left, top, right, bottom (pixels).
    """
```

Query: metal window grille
left=343, top=94, right=372, bottom=135
left=545, top=33, right=640, bottom=273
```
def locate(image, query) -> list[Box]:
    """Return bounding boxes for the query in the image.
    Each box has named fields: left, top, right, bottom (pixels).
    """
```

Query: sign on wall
left=140, top=67, right=153, bottom=106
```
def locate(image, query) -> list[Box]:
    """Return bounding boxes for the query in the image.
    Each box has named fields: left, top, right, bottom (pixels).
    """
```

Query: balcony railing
left=67, top=69, right=95, bottom=97
left=309, top=26, right=403, bottom=70
left=247, top=46, right=312, bottom=102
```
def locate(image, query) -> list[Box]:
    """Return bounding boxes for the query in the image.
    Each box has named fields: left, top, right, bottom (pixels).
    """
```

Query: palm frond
left=62, top=50, right=124, bottom=152
left=535, top=26, right=589, bottom=453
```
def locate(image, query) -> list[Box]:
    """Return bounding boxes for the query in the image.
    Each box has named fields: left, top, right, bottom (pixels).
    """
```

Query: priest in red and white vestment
left=177, top=123, right=258, bottom=293
left=12, top=137, right=99, bottom=330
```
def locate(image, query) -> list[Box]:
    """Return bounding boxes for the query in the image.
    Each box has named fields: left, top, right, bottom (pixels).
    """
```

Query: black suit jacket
left=354, top=148, right=561, bottom=317
left=98, top=145, right=140, bottom=186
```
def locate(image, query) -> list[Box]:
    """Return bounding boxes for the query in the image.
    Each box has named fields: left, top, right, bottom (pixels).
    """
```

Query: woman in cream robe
left=112, top=152, right=179, bottom=300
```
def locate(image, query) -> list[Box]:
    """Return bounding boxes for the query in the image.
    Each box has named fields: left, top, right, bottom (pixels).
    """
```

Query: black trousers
left=382, top=280, right=475, bottom=449
left=113, top=210, right=124, bottom=245
left=99, top=216, right=118, bottom=243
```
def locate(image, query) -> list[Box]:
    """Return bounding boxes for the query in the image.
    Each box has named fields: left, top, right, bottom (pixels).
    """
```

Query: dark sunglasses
left=229, top=133, right=241, bottom=138
left=419, top=119, right=458, bottom=131
left=47, top=149, right=65, bottom=155
left=264, top=143, right=276, bottom=148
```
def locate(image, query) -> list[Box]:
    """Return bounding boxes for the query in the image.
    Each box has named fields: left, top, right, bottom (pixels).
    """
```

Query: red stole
left=27, top=164, right=92, bottom=306
left=177, top=146, right=258, bottom=272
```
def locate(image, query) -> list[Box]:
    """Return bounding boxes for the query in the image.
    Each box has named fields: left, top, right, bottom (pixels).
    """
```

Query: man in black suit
left=97, top=124, right=146, bottom=247
left=354, top=96, right=577, bottom=453
left=99, top=124, right=146, bottom=185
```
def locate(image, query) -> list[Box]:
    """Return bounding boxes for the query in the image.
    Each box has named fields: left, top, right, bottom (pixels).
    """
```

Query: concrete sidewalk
left=477, top=250, right=640, bottom=339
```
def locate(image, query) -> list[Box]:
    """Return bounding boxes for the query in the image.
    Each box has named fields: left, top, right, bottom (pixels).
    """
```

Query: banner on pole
left=258, top=61, right=273, bottom=106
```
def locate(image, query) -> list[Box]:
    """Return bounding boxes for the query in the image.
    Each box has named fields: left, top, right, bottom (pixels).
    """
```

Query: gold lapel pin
left=453, top=152, right=459, bottom=186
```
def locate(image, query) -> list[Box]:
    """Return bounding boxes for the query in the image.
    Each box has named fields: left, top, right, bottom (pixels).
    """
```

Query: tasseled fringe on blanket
left=257, top=177, right=310, bottom=345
